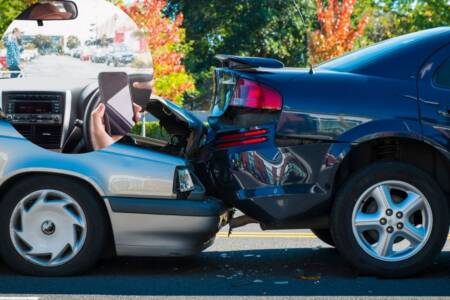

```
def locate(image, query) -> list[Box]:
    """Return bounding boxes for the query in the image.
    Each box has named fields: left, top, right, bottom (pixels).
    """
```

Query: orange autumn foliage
left=121, top=0, right=196, bottom=104
left=308, top=0, right=368, bottom=64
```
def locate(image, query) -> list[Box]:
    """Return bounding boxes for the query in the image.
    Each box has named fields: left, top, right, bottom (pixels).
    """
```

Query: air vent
left=13, top=124, right=33, bottom=139
left=35, top=125, right=62, bottom=146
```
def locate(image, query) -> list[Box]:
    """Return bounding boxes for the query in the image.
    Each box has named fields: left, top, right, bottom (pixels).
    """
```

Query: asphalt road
left=22, top=55, right=151, bottom=80
left=0, top=224, right=449, bottom=300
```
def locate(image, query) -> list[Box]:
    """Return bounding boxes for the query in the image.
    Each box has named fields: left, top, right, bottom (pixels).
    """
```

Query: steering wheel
left=82, top=89, right=101, bottom=153
left=61, top=84, right=99, bottom=154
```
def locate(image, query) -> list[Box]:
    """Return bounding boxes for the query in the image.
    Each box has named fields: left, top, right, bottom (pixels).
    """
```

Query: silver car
left=0, top=91, right=228, bottom=276
left=0, top=0, right=228, bottom=276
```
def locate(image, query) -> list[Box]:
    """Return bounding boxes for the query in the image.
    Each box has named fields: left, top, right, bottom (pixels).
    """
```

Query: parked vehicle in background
left=0, top=48, right=6, bottom=68
left=197, top=27, right=450, bottom=278
left=106, top=44, right=135, bottom=67
left=91, top=47, right=108, bottom=63
left=72, top=48, right=81, bottom=59
left=21, top=49, right=38, bottom=62
left=80, top=48, right=92, bottom=61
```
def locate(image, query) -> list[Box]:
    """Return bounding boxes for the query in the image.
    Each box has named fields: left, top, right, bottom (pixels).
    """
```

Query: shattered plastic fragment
left=300, top=275, right=321, bottom=281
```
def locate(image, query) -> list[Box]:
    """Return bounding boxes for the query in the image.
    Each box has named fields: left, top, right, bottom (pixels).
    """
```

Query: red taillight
left=217, top=129, right=268, bottom=142
left=217, top=137, right=268, bottom=150
left=216, top=128, right=269, bottom=150
left=230, top=79, right=282, bottom=110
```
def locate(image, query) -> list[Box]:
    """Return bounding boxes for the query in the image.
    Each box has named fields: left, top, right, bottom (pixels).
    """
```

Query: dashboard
left=2, top=91, right=67, bottom=149
left=0, top=78, right=94, bottom=151
left=0, top=73, right=156, bottom=153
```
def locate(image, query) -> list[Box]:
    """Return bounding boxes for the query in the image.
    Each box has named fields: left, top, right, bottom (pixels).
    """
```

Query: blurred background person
left=3, top=28, right=23, bottom=78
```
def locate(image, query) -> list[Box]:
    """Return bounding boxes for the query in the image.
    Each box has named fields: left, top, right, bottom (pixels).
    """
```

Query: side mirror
left=16, top=1, right=78, bottom=23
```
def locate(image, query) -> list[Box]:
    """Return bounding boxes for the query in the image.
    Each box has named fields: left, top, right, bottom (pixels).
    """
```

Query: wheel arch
left=333, top=136, right=450, bottom=205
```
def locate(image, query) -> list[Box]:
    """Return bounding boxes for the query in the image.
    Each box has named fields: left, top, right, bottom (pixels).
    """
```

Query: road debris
left=300, top=275, right=322, bottom=281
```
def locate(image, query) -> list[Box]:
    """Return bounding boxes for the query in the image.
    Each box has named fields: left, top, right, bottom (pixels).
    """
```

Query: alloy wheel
left=351, top=180, right=433, bottom=262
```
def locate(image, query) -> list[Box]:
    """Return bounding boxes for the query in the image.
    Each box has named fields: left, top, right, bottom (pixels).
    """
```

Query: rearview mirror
left=16, top=1, right=78, bottom=22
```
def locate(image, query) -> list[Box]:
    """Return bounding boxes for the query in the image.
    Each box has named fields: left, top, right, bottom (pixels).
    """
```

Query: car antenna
left=290, top=0, right=313, bottom=74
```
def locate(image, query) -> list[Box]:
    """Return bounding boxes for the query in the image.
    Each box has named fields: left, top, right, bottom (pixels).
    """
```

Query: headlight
left=176, top=167, right=195, bottom=193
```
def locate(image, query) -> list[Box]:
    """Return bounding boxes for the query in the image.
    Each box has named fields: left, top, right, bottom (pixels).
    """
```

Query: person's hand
left=132, top=102, right=142, bottom=122
left=90, top=102, right=142, bottom=151
left=90, top=103, right=120, bottom=151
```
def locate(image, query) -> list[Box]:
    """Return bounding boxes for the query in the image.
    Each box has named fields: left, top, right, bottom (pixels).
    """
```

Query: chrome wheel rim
left=9, top=189, right=87, bottom=267
left=351, top=180, right=432, bottom=262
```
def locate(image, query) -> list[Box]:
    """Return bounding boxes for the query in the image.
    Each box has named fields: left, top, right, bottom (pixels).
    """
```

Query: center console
left=2, top=91, right=66, bottom=149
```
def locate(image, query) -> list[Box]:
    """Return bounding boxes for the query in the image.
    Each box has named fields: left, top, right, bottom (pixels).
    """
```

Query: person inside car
left=90, top=80, right=154, bottom=150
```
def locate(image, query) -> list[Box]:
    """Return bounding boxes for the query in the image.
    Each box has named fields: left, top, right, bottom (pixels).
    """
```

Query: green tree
left=166, top=0, right=316, bottom=108
left=0, top=0, right=37, bottom=35
left=354, top=0, right=450, bottom=46
left=66, top=35, right=81, bottom=49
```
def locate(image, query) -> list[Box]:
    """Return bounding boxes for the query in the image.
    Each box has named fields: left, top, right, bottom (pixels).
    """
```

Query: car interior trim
left=61, top=90, right=72, bottom=149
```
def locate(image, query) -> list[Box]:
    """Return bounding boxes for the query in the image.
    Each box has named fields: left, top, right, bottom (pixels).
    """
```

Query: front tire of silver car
left=331, top=161, right=448, bottom=277
left=0, top=175, right=107, bottom=276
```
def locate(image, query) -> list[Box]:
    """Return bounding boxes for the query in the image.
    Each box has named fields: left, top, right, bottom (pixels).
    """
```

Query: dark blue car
left=199, top=27, right=450, bottom=277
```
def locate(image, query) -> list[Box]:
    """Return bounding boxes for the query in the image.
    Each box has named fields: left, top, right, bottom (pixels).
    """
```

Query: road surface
left=0, top=223, right=449, bottom=299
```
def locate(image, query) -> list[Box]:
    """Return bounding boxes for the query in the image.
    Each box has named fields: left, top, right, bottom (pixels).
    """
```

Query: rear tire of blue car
left=0, top=175, right=108, bottom=276
left=331, top=161, right=448, bottom=277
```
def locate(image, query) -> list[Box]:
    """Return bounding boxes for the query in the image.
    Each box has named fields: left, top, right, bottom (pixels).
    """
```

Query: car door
left=418, top=43, right=450, bottom=155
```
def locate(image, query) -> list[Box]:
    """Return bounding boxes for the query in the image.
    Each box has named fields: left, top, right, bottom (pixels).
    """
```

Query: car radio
left=2, top=92, right=66, bottom=149
left=3, top=92, right=64, bottom=125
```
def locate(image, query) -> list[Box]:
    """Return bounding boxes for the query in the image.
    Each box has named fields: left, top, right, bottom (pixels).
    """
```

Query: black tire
left=311, top=228, right=335, bottom=247
left=0, top=174, right=108, bottom=276
left=331, top=161, right=449, bottom=277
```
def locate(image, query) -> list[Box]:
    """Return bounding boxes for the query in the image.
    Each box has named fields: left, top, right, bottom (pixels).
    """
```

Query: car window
left=0, top=0, right=153, bottom=80
left=434, top=58, right=450, bottom=88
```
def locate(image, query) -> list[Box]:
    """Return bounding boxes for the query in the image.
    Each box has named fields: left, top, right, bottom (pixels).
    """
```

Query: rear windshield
left=210, top=68, right=237, bottom=117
